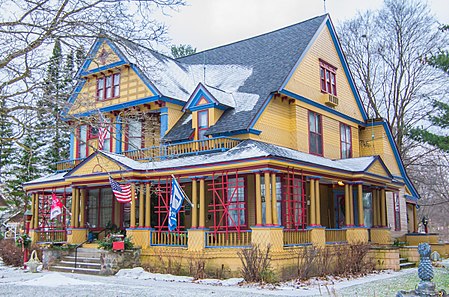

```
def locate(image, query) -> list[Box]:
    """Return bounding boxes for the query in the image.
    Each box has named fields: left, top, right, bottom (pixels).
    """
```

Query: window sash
left=198, top=110, right=208, bottom=140
left=78, top=125, right=87, bottom=158
left=128, top=119, right=142, bottom=150
left=97, top=73, right=120, bottom=101
left=340, top=124, right=352, bottom=159
left=319, top=60, right=337, bottom=96
left=309, top=112, right=322, bottom=155
left=227, top=177, right=245, bottom=227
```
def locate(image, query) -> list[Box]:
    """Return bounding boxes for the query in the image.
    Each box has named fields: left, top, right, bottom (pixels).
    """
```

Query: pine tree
left=409, top=25, right=449, bottom=151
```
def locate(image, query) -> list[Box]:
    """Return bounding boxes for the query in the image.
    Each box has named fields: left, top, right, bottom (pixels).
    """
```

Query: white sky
left=160, top=0, right=449, bottom=51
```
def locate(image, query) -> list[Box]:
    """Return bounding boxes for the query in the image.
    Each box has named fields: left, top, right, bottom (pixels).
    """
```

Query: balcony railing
left=325, top=228, right=347, bottom=244
left=150, top=231, right=188, bottom=247
left=35, top=229, right=67, bottom=243
left=55, top=137, right=241, bottom=172
left=283, top=229, right=311, bottom=246
left=205, top=230, right=252, bottom=248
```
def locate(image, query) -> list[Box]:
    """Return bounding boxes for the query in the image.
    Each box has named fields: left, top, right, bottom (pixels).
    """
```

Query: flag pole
left=171, top=174, right=193, bottom=207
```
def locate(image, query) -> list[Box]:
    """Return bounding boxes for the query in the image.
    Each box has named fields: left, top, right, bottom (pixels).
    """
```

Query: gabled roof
left=183, top=83, right=235, bottom=111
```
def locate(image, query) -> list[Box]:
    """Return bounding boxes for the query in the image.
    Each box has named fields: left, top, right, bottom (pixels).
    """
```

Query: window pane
left=87, top=189, right=99, bottom=228
left=113, top=74, right=120, bottom=97
left=80, top=126, right=87, bottom=141
left=100, top=189, right=113, bottom=228
left=198, top=111, right=208, bottom=128
left=129, top=120, right=142, bottom=137
left=79, top=144, right=86, bottom=158
left=363, top=192, right=373, bottom=227
left=227, top=178, right=245, bottom=227
left=97, top=78, right=104, bottom=100
left=309, top=113, right=315, bottom=132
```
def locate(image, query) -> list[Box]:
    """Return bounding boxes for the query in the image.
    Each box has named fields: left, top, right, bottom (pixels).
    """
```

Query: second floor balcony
left=55, top=137, right=242, bottom=172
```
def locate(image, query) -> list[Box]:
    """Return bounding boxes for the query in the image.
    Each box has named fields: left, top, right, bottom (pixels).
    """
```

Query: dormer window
left=96, top=73, right=120, bottom=101
left=319, top=60, right=337, bottom=96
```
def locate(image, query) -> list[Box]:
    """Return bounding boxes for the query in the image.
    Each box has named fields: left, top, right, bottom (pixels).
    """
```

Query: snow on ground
left=1, top=258, right=448, bottom=296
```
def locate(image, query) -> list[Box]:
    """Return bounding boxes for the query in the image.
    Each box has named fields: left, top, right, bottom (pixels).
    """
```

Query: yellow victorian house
left=24, top=14, right=420, bottom=273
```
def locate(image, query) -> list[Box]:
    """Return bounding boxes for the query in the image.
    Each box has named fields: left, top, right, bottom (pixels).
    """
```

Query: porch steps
left=49, top=247, right=102, bottom=275
left=399, top=257, right=416, bottom=269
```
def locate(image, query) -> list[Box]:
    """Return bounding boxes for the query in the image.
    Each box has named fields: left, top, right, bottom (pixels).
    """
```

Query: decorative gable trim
left=365, top=157, right=393, bottom=180
left=183, top=83, right=229, bottom=112
left=65, top=150, right=132, bottom=177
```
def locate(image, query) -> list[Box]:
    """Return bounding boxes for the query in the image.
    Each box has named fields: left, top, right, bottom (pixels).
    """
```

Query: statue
left=396, top=243, right=446, bottom=297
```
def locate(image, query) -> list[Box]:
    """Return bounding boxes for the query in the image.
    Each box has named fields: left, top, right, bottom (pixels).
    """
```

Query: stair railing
left=74, top=239, right=89, bottom=269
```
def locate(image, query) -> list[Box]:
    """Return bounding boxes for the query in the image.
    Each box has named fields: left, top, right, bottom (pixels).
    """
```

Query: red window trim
left=319, top=59, right=337, bottom=96
left=86, top=187, right=117, bottom=231
left=340, top=123, right=352, bottom=159
left=124, top=119, right=144, bottom=151
left=226, top=176, right=248, bottom=230
left=308, top=111, right=324, bottom=156
left=197, top=110, right=209, bottom=140
left=96, top=72, right=121, bottom=101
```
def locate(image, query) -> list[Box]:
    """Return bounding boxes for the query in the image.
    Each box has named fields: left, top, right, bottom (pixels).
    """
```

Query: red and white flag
left=50, top=193, right=64, bottom=219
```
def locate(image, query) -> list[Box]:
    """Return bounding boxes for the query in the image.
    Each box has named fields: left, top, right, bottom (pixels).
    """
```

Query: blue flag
left=169, top=177, right=187, bottom=231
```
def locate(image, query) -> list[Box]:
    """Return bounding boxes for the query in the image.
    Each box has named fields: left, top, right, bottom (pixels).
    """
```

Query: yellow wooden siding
left=367, top=160, right=389, bottom=177
left=352, top=126, right=360, bottom=158
left=210, top=108, right=224, bottom=127
left=69, top=66, right=154, bottom=115
left=284, top=26, right=364, bottom=122
left=359, top=125, right=401, bottom=176
left=322, top=116, right=340, bottom=159
left=253, top=98, right=295, bottom=149
left=70, top=154, right=124, bottom=176
left=167, top=103, right=184, bottom=133
left=293, top=104, right=309, bottom=152
left=87, top=42, right=120, bottom=71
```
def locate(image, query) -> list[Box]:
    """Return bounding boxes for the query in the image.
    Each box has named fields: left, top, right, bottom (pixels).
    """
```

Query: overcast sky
left=159, top=0, right=449, bottom=51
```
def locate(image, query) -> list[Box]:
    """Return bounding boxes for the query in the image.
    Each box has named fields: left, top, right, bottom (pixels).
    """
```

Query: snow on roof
left=23, top=172, right=67, bottom=185
left=203, top=85, right=235, bottom=108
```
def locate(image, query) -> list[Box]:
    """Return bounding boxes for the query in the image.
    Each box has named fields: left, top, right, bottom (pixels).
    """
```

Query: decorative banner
left=50, top=193, right=63, bottom=220
left=168, top=177, right=187, bottom=231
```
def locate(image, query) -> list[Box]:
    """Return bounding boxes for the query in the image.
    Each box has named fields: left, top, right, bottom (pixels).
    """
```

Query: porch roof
left=24, top=140, right=394, bottom=187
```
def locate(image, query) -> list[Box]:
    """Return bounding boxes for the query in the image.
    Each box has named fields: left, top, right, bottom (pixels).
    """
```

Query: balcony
left=55, top=137, right=242, bottom=172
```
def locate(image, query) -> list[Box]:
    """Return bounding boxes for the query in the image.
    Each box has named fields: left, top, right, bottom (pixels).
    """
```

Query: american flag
left=98, top=119, right=108, bottom=150
left=109, top=176, right=132, bottom=203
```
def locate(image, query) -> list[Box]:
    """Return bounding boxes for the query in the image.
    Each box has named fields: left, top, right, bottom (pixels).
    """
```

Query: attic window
left=96, top=73, right=120, bottom=101
left=319, top=60, right=337, bottom=96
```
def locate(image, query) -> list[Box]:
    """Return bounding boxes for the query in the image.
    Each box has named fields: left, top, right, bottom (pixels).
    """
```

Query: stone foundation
left=100, top=248, right=141, bottom=275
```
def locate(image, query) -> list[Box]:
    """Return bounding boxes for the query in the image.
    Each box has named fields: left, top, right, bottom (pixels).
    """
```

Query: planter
left=99, top=248, right=141, bottom=275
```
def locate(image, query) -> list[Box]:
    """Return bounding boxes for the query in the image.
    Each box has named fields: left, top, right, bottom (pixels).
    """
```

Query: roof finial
left=323, top=0, right=327, bottom=13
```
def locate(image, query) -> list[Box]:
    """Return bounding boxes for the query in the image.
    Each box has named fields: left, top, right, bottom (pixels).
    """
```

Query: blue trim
left=69, top=132, right=75, bottom=160
left=366, top=157, right=393, bottom=179
left=115, top=115, right=122, bottom=154
left=105, top=39, right=129, bottom=62
left=184, top=83, right=231, bottom=112
left=79, top=60, right=128, bottom=76
left=71, top=95, right=160, bottom=117
left=75, top=38, right=104, bottom=78
left=160, top=107, right=168, bottom=139
left=249, top=94, right=275, bottom=128
left=209, top=128, right=262, bottom=137
left=280, top=90, right=365, bottom=126
left=129, top=64, right=161, bottom=97
left=62, top=80, right=86, bottom=117
left=325, top=20, right=368, bottom=121
left=190, top=103, right=215, bottom=111
left=369, top=121, right=419, bottom=198
left=280, top=16, right=327, bottom=90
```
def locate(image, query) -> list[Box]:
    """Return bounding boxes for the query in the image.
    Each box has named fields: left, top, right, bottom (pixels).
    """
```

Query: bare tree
left=0, top=0, right=184, bottom=144
left=338, top=0, right=448, bottom=165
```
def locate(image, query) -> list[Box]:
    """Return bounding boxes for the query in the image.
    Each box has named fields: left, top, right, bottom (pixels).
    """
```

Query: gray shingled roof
left=176, top=14, right=327, bottom=136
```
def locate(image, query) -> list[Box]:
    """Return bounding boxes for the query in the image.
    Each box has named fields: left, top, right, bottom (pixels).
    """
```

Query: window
left=308, top=111, right=323, bottom=156
left=393, top=192, right=401, bottom=231
left=227, top=177, right=246, bottom=227
left=87, top=188, right=115, bottom=229
left=260, top=175, right=282, bottom=226
left=96, top=73, right=120, bottom=101
left=320, top=60, right=337, bottom=96
left=362, top=192, right=373, bottom=227
left=340, top=123, right=352, bottom=159
left=127, top=119, right=142, bottom=150
left=197, top=110, right=208, bottom=140
left=77, top=125, right=87, bottom=159
left=102, top=118, right=112, bottom=152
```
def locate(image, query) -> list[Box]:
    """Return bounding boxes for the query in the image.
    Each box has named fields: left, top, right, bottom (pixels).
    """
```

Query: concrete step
left=49, top=265, right=101, bottom=275
left=400, top=262, right=416, bottom=269
left=62, top=256, right=101, bottom=263
left=399, top=257, right=408, bottom=263
left=59, top=260, right=101, bottom=269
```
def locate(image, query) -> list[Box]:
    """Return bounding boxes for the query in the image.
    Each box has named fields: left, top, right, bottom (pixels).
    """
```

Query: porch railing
left=35, top=229, right=67, bottom=243
left=150, top=231, right=188, bottom=247
left=325, top=229, right=347, bottom=244
left=55, top=137, right=241, bottom=172
left=205, top=230, right=252, bottom=248
left=283, top=229, right=311, bottom=246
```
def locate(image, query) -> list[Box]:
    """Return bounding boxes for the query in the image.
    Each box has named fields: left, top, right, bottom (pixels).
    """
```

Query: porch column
left=344, top=184, right=350, bottom=226
left=349, top=184, right=354, bottom=226
left=264, top=171, right=272, bottom=225
left=413, top=204, right=418, bottom=232
left=73, top=187, right=79, bottom=228
left=191, top=179, right=198, bottom=228
left=199, top=178, right=205, bottom=228
left=145, top=183, right=151, bottom=228
left=271, top=173, right=278, bottom=226
left=79, top=188, right=86, bottom=228
left=315, top=178, right=321, bottom=226
left=255, top=173, right=262, bottom=226
left=376, top=189, right=382, bottom=227
left=130, top=183, right=136, bottom=228
left=357, top=183, right=364, bottom=226
left=380, top=188, right=386, bottom=227
left=372, top=189, right=378, bottom=226
left=309, top=179, right=316, bottom=226
left=139, top=184, right=144, bottom=228
left=33, top=193, right=39, bottom=229
left=30, top=194, right=35, bottom=229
